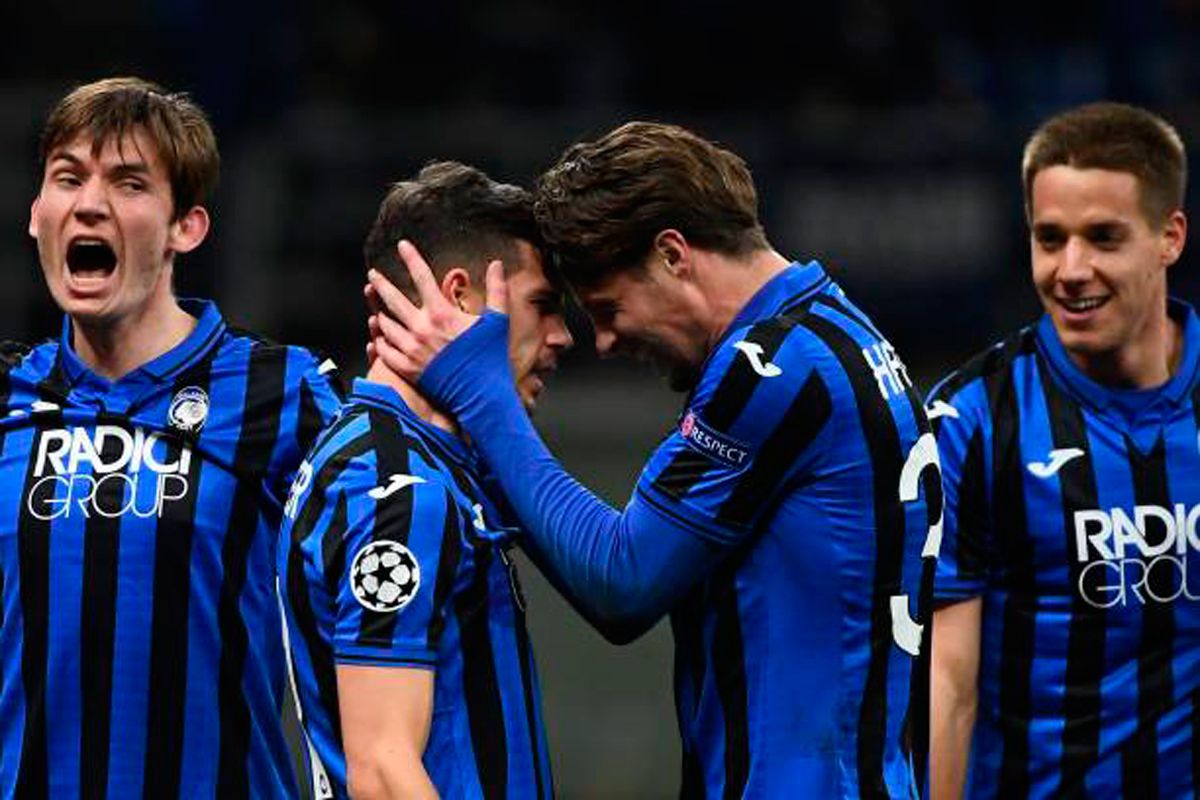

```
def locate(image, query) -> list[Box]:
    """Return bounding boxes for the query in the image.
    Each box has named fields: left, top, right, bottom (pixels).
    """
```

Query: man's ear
left=441, top=267, right=484, bottom=312
left=167, top=205, right=211, bottom=255
left=29, top=196, right=40, bottom=239
left=1162, top=209, right=1187, bottom=269
left=653, top=229, right=690, bottom=278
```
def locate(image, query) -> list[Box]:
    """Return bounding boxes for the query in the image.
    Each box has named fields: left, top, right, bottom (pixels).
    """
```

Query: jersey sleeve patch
left=347, top=540, right=420, bottom=613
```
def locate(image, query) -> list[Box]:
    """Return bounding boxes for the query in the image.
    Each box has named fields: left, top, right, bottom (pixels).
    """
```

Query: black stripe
left=717, top=370, right=832, bottom=527
left=986, top=332, right=1038, bottom=797
left=510, top=554, right=547, bottom=800
left=288, top=425, right=374, bottom=756
left=819, top=292, right=940, bottom=790
left=672, top=590, right=707, bottom=798
left=15, top=412, right=63, bottom=798
left=427, top=493, right=463, bottom=650
left=956, top=428, right=990, bottom=582
left=298, top=377, right=327, bottom=457
left=1038, top=356, right=1105, bottom=795
left=652, top=314, right=802, bottom=499
left=1192, top=690, right=1200, bottom=799
left=79, top=418, right=132, bottom=800
left=456, top=546, right=507, bottom=798
left=800, top=312, right=906, bottom=799
left=291, top=492, right=352, bottom=751
left=216, top=342, right=289, bottom=798
left=1120, top=433, right=1173, bottom=800
left=142, top=360, right=217, bottom=798
left=711, top=565, right=750, bottom=799
left=355, top=410, right=416, bottom=645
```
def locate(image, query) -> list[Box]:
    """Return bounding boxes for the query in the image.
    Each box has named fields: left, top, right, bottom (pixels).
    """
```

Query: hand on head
left=364, top=239, right=508, bottom=382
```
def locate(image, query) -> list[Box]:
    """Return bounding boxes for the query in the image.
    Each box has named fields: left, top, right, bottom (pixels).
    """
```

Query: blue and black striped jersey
left=930, top=299, right=1200, bottom=799
left=636, top=263, right=940, bottom=798
left=0, top=299, right=343, bottom=798
left=278, top=378, right=551, bottom=799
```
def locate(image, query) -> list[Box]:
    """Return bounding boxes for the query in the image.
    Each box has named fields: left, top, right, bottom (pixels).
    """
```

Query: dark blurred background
left=3, top=1, right=1200, bottom=796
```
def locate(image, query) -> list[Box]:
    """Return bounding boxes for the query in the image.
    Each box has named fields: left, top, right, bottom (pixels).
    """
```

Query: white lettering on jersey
left=25, top=426, right=194, bottom=521
left=862, top=340, right=912, bottom=401
left=1073, top=504, right=1200, bottom=608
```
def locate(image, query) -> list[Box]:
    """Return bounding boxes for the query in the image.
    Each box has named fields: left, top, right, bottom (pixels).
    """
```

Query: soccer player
left=929, top=102, right=1196, bottom=798
left=277, top=162, right=571, bottom=798
left=0, top=77, right=343, bottom=797
left=367, top=123, right=941, bottom=797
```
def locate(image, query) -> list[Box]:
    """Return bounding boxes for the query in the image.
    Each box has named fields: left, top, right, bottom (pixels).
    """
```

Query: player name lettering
left=1074, top=504, right=1200, bottom=608
left=26, top=425, right=193, bottom=521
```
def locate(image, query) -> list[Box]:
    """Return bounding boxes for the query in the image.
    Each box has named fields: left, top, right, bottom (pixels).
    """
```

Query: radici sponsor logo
left=26, top=425, right=193, bottom=521
left=1074, top=504, right=1200, bottom=608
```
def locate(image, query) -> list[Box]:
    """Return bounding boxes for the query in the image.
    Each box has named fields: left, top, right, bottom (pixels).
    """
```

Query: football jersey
left=931, top=299, right=1200, bottom=798
left=0, top=299, right=342, bottom=799
left=278, top=379, right=551, bottom=799
left=635, top=262, right=939, bottom=798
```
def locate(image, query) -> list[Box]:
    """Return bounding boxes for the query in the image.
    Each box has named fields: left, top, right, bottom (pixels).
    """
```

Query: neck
left=364, top=360, right=460, bottom=435
left=1069, top=308, right=1184, bottom=390
left=700, top=248, right=792, bottom=349
left=71, top=292, right=197, bottom=380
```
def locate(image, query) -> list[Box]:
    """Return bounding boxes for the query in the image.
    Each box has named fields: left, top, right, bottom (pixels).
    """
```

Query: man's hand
left=365, top=239, right=508, bottom=382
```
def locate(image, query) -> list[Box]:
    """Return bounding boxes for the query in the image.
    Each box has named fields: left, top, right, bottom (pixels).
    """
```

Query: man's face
left=1030, top=165, right=1184, bottom=367
left=29, top=129, right=198, bottom=329
left=575, top=258, right=708, bottom=392
left=502, top=241, right=574, bottom=409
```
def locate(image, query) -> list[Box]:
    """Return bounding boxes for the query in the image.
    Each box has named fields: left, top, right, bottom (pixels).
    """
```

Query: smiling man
left=928, top=103, right=1199, bottom=798
left=0, top=77, right=342, bottom=798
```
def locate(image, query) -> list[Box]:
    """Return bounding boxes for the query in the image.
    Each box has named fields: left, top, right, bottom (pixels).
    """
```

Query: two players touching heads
left=0, top=73, right=1192, bottom=799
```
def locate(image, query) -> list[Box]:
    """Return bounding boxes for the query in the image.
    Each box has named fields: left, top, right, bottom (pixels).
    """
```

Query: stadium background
left=2, top=2, right=1200, bottom=796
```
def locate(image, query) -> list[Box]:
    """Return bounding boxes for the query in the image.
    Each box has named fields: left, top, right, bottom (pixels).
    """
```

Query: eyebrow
left=49, top=152, right=152, bottom=177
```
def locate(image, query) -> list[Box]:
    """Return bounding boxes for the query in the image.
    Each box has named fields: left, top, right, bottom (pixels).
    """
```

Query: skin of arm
left=930, top=596, right=982, bottom=800
left=338, top=664, right=439, bottom=800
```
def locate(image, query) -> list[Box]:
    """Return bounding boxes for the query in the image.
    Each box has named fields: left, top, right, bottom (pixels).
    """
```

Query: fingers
left=396, top=240, right=445, bottom=307
left=372, top=332, right=425, bottom=383
left=484, top=259, right=509, bottom=315
left=367, top=264, right=423, bottom=326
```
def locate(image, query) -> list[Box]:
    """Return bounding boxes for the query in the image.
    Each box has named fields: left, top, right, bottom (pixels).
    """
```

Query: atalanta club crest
left=168, top=386, right=210, bottom=433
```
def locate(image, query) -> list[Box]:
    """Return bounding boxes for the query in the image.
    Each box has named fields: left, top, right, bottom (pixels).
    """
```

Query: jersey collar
left=58, top=298, right=226, bottom=397
left=723, top=260, right=830, bottom=335
left=1035, top=297, right=1200, bottom=415
left=348, top=377, right=473, bottom=466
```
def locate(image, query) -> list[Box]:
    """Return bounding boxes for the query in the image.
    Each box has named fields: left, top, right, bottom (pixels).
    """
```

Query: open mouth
left=66, top=239, right=117, bottom=279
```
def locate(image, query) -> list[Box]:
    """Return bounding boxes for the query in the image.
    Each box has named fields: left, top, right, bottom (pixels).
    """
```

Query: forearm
left=420, top=314, right=720, bottom=623
left=930, top=662, right=976, bottom=799
left=929, top=598, right=982, bottom=800
left=346, top=748, right=438, bottom=800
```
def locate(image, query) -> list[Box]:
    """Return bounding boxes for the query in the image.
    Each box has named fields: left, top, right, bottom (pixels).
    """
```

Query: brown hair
left=39, top=76, right=219, bottom=219
left=534, top=121, right=769, bottom=286
left=362, top=161, right=541, bottom=300
left=1022, top=101, right=1187, bottom=225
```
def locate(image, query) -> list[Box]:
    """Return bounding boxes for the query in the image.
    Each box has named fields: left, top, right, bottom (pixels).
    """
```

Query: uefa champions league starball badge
left=349, top=540, right=420, bottom=613
left=168, top=386, right=210, bottom=433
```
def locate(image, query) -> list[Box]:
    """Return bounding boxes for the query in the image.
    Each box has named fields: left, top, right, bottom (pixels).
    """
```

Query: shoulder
left=928, top=325, right=1039, bottom=408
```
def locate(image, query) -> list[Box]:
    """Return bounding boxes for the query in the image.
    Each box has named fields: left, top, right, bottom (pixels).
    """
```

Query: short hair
left=1022, top=102, right=1187, bottom=226
left=534, top=121, right=769, bottom=286
left=39, top=77, right=219, bottom=220
left=362, top=161, right=541, bottom=300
